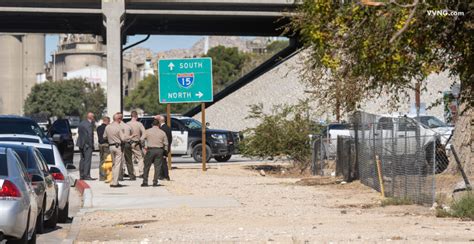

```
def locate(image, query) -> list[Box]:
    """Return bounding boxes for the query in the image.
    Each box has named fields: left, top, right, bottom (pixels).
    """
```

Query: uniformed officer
left=142, top=119, right=168, bottom=187
left=125, top=111, right=146, bottom=177
left=119, top=115, right=135, bottom=180
left=103, top=113, right=126, bottom=187
left=96, top=116, right=110, bottom=181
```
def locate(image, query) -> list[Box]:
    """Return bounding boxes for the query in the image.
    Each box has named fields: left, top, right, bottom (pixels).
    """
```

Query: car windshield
left=0, top=120, right=45, bottom=138
left=328, top=124, right=350, bottom=130
left=38, top=148, right=55, bottom=165
left=181, top=119, right=202, bottom=130
left=0, top=153, right=7, bottom=176
left=419, top=116, right=447, bottom=128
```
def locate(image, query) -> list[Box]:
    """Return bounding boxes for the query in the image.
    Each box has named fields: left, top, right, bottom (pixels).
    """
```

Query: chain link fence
left=310, top=111, right=457, bottom=205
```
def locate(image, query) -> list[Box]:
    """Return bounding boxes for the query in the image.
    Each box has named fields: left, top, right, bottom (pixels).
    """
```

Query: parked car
left=364, top=115, right=449, bottom=173
left=46, top=119, right=75, bottom=165
left=0, top=147, right=38, bottom=243
left=320, top=123, right=351, bottom=159
left=0, top=115, right=74, bottom=166
left=408, top=115, right=454, bottom=147
left=0, top=139, right=71, bottom=223
left=123, top=115, right=240, bottom=162
left=0, top=143, right=59, bottom=233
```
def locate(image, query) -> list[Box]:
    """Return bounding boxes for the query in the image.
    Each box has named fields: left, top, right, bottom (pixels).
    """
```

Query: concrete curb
left=75, top=179, right=93, bottom=208
left=62, top=209, right=85, bottom=244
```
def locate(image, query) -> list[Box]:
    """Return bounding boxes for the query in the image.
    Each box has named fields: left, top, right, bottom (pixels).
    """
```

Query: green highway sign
left=158, top=57, right=213, bottom=103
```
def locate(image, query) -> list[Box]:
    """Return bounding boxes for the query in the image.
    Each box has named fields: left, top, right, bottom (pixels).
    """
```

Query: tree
left=206, top=46, right=250, bottom=92
left=24, top=79, right=106, bottom=118
left=291, top=1, right=473, bottom=114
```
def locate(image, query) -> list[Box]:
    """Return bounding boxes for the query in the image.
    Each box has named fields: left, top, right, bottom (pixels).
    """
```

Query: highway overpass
left=0, top=0, right=300, bottom=116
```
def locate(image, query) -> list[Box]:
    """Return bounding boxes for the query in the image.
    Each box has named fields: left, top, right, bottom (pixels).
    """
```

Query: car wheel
left=192, top=144, right=211, bottom=163
left=44, top=199, right=58, bottom=228
left=214, top=155, right=232, bottom=162
left=7, top=211, right=29, bottom=244
left=58, top=201, right=69, bottom=223
left=35, top=202, right=44, bottom=234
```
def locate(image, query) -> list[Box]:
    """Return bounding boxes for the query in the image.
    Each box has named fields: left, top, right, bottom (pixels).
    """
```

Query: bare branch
left=389, top=0, right=419, bottom=43
left=390, top=0, right=418, bottom=8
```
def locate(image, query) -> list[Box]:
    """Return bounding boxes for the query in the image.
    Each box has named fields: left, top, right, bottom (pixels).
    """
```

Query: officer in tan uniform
left=125, top=111, right=146, bottom=177
left=141, top=119, right=168, bottom=187
left=103, top=113, right=126, bottom=187
left=119, top=116, right=135, bottom=180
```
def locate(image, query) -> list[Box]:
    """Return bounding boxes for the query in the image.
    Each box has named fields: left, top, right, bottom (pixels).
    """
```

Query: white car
left=0, top=138, right=71, bottom=223
left=407, top=115, right=454, bottom=147
left=0, top=147, right=38, bottom=243
left=361, top=115, right=449, bottom=173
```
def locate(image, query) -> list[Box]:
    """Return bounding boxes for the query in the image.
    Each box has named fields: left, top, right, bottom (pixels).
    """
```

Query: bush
left=381, top=197, right=413, bottom=207
left=451, top=192, right=474, bottom=220
left=435, top=192, right=474, bottom=220
left=240, top=100, right=321, bottom=172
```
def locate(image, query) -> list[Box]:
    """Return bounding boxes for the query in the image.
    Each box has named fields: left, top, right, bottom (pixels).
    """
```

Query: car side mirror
left=66, top=164, right=76, bottom=170
left=52, top=134, right=61, bottom=143
left=31, top=174, right=44, bottom=183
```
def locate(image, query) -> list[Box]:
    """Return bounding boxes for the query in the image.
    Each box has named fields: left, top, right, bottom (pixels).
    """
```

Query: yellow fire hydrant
left=101, top=154, right=113, bottom=183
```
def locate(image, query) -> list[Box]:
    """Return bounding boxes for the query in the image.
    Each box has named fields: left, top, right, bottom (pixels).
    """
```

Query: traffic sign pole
left=166, top=104, right=172, bottom=170
left=201, top=103, right=207, bottom=171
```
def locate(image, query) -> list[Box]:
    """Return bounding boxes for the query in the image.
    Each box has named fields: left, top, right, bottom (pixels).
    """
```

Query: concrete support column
left=102, top=0, right=125, bottom=117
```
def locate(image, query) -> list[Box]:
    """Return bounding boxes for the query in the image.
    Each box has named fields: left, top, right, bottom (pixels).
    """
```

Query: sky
left=45, top=34, right=203, bottom=62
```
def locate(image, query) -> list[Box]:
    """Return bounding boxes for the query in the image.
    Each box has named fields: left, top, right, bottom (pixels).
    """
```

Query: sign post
left=158, top=57, right=213, bottom=172
left=201, top=103, right=207, bottom=171
left=166, top=104, right=172, bottom=170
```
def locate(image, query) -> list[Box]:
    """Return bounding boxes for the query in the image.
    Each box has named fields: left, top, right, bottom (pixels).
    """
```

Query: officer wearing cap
left=103, top=113, right=126, bottom=187
left=125, top=111, right=146, bottom=178
left=142, top=119, right=168, bottom=187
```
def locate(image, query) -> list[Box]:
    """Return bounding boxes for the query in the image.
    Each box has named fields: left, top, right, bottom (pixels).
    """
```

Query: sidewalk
left=76, top=168, right=240, bottom=210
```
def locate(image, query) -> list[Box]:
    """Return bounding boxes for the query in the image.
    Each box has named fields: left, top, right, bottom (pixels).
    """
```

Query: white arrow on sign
left=196, top=91, right=204, bottom=98
left=168, top=62, right=175, bottom=71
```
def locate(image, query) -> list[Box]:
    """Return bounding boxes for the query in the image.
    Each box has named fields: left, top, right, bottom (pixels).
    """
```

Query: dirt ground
left=76, top=162, right=473, bottom=243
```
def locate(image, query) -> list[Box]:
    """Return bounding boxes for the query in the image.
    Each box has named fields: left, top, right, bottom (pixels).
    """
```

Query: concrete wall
left=361, top=71, right=456, bottom=121
left=0, top=34, right=45, bottom=115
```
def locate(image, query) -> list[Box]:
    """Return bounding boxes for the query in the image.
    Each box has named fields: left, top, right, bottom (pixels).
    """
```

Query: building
left=0, top=33, right=45, bottom=115
left=48, top=34, right=146, bottom=94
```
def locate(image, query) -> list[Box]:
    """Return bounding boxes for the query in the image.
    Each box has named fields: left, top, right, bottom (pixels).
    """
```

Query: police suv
left=123, top=115, right=240, bottom=162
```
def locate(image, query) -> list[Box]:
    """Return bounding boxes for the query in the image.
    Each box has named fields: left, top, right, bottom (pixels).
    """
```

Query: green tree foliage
left=292, top=0, right=473, bottom=112
left=124, top=75, right=196, bottom=114
left=240, top=100, right=322, bottom=171
left=266, top=40, right=289, bottom=54
left=206, top=45, right=250, bottom=93
left=24, top=79, right=106, bottom=118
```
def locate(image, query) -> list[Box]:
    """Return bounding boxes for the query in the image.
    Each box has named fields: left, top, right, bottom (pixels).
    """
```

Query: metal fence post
left=432, top=138, right=436, bottom=204
left=320, top=135, right=324, bottom=176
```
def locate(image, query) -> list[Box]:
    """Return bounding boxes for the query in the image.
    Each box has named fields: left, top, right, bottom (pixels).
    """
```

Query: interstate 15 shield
left=177, top=73, right=195, bottom=88
left=158, top=58, right=213, bottom=103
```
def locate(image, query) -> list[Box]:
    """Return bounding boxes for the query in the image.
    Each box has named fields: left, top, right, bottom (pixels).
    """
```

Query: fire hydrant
left=101, top=154, right=113, bottom=183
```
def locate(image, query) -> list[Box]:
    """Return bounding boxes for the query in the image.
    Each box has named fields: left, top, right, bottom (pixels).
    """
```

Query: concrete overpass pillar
left=102, top=0, right=125, bottom=117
